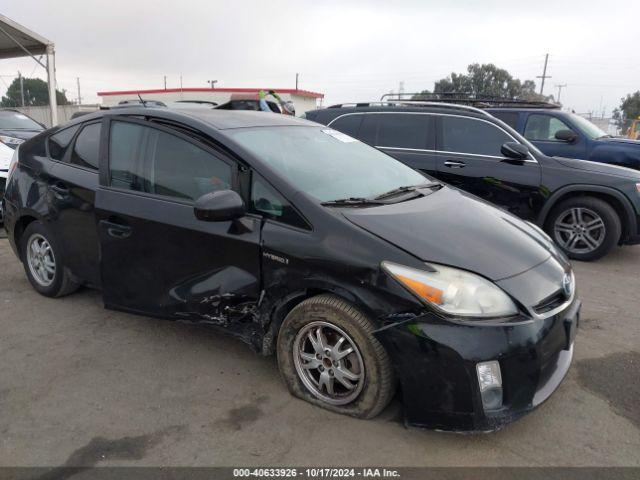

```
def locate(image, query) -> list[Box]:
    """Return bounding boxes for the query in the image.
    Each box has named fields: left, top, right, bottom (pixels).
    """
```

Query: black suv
left=4, top=107, right=578, bottom=431
left=305, top=102, right=640, bottom=261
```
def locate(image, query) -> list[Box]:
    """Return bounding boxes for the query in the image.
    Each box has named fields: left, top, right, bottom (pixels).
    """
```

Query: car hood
left=342, top=188, right=553, bottom=281
left=554, top=156, right=640, bottom=179
left=598, top=137, right=640, bottom=147
left=0, top=128, right=43, bottom=140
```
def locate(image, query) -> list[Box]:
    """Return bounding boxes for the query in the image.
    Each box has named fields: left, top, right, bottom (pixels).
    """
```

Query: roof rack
left=380, top=92, right=561, bottom=109
left=326, top=100, right=493, bottom=117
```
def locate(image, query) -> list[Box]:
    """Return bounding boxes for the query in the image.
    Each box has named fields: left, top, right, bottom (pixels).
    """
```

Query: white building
left=97, top=87, right=324, bottom=115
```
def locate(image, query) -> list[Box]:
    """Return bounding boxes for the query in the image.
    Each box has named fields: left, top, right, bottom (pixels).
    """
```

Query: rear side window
left=109, top=121, right=233, bottom=201
left=48, top=125, right=80, bottom=161
left=358, top=115, right=379, bottom=145
left=440, top=116, right=512, bottom=157
left=491, top=111, right=519, bottom=129
left=330, top=115, right=363, bottom=138
left=377, top=114, right=431, bottom=149
left=70, top=123, right=100, bottom=170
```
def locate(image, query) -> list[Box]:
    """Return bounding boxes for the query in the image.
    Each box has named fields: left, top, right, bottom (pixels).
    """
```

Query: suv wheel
left=20, top=221, right=79, bottom=297
left=277, top=295, right=395, bottom=419
left=546, top=196, right=621, bottom=261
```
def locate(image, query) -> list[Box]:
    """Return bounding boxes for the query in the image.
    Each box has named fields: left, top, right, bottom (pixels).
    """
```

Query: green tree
left=1, top=77, right=70, bottom=107
left=413, top=63, right=552, bottom=102
left=612, top=91, right=640, bottom=133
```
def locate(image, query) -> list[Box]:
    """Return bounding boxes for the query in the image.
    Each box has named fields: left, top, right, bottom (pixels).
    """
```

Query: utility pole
left=555, top=83, right=567, bottom=103
left=295, top=73, right=299, bottom=90
left=164, top=75, right=167, bottom=90
left=19, top=71, right=25, bottom=107
left=399, top=81, right=405, bottom=99
left=537, top=53, right=551, bottom=95
left=208, top=80, right=218, bottom=89
left=76, top=77, right=82, bottom=105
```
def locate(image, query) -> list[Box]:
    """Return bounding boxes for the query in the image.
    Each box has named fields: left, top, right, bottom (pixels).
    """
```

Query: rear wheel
left=546, top=196, right=621, bottom=261
left=20, top=221, right=79, bottom=297
left=277, top=295, right=395, bottom=419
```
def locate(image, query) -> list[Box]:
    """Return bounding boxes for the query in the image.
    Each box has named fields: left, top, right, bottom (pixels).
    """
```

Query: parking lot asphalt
left=0, top=235, right=639, bottom=467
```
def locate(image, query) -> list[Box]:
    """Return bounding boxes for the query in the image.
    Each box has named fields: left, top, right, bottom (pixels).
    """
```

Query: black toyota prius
left=2, top=108, right=579, bottom=431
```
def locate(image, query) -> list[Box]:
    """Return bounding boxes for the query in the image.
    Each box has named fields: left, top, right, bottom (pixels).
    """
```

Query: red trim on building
left=97, top=87, right=324, bottom=99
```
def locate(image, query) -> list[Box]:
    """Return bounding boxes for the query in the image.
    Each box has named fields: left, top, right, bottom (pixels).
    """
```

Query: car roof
left=66, top=107, right=315, bottom=131
left=309, top=103, right=493, bottom=121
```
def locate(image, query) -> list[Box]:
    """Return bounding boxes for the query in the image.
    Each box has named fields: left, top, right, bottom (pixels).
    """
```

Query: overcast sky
left=2, top=0, right=638, bottom=115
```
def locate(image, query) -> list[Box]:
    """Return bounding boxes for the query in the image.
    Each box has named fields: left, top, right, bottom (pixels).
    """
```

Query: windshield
left=569, top=113, right=608, bottom=139
left=229, top=126, right=427, bottom=202
left=0, top=110, right=42, bottom=130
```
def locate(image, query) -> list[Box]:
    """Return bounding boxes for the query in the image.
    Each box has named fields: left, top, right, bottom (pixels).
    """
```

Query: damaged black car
left=2, top=108, right=580, bottom=431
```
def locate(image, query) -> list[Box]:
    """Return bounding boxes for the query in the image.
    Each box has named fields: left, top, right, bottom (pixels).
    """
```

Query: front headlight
left=382, top=261, right=519, bottom=318
left=0, top=135, right=24, bottom=148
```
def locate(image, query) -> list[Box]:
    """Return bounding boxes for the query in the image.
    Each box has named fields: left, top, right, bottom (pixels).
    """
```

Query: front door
left=433, top=114, right=542, bottom=221
left=523, top=113, right=587, bottom=159
left=95, top=117, right=261, bottom=324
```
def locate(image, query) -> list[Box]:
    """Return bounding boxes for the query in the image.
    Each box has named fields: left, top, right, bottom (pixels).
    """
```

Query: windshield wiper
left=374, top=182, right=442, bottom=200
left=321, top=197, right=386, bottom=207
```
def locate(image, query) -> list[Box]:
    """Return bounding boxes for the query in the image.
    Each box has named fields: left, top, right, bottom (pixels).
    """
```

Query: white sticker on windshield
left=321, top=129, right=357, bottom=143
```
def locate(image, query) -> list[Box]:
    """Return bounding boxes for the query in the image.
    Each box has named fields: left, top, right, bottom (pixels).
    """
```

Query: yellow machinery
left=626, top=117, right=640, bottom=139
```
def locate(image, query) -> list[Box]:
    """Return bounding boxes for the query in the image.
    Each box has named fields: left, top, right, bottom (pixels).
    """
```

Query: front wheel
left=546, top=196, right=621, bottom=261
left=277, top=295, right=395, bottom=419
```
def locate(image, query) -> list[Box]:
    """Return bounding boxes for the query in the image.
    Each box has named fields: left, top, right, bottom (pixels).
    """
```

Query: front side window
left=109, top=121, right=233, bottom=201
left=251, top=174, right=308, bottom=229
left=524, top=114, right=574, bottom=141
left=229, top=126, right=426, bottom=203
left=48, top=125, right=80, bottom=161
left=377, top=114, right=431, bottom=149
left=441, top=116, right=512, bottom=157
left=70, top=123, right=100, bottom=170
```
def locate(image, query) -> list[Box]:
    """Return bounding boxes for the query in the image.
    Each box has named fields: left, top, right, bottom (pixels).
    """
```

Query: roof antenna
left=137, top=93, right=147, bottom=108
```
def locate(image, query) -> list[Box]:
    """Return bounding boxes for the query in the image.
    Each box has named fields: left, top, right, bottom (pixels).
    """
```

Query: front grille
left=533, top=289, right=567, bottom=315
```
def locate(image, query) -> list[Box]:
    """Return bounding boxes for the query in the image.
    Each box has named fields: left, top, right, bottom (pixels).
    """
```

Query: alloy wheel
left=26, top=233, right=56, bottom=287
left=553, top=207, right=606, bottom=255
left=293, top=321, right=365, bottom=405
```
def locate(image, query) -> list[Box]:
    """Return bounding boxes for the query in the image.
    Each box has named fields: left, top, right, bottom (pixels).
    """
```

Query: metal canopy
left=0, top=14, right=58, bottom=124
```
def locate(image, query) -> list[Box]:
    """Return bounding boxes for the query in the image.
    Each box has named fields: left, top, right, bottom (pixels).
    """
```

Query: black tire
left=20, top=221, right=79, bottom=298
left=545, top=196, right=621, bottom=261
left=277, top=294, right=395, bottom=419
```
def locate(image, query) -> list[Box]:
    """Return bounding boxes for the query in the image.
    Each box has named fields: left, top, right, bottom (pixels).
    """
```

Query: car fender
left=589, top=144, right=640, bottom=170
left=537, top=184, right=638, bottom=237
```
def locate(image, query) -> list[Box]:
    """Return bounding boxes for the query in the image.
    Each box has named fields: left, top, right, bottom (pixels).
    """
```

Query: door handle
left=100, top=220, right=132, bottom=239
left=443, top=160, right=467, bottom=168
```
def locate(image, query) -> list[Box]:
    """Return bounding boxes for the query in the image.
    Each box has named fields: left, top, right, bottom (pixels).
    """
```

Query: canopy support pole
left=46, top=44, right=57, bottom=126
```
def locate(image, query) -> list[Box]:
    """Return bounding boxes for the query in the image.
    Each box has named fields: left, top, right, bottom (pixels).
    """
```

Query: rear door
left=433, top=114, right=542, bottom=220
left=95, top=117, right=262, bottom=323
left=329, top=112, right=439, bottom=177
left=46, top=121, right=102, bottom=286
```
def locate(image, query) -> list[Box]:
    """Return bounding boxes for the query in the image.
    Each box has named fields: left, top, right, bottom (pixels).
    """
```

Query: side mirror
left=500, top=142, right=529, bottom=160
left=194, top=190, right=245, bottom=222
left=555, top=129, right=578, bottom=143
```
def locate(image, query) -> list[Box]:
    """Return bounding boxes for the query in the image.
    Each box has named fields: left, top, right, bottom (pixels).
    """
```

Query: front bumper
left=374, top=298, right=580, bottom=432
